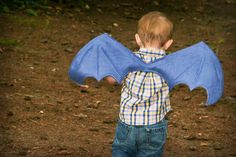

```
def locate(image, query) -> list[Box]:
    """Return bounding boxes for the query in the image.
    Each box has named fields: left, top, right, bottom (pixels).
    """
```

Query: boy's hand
left=77, top=84, right=89, bottom=89
left=75, top=77, right=116, bottom=88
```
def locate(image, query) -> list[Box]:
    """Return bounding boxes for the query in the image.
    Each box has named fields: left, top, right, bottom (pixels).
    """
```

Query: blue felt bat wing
left=69, top=33, right=224, bottom=105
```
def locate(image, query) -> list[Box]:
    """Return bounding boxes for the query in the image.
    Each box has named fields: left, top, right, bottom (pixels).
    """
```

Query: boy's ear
left=163, top=39, right=173, bottom=50
left=135, top=33, right=143, bottom=47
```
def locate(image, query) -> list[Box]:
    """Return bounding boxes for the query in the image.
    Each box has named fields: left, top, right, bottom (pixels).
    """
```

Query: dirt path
left=0, top=0, right=236, bottom=156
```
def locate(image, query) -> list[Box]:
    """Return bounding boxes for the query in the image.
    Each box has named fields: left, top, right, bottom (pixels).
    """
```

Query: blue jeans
left=112, top=119, right=168, bottom=157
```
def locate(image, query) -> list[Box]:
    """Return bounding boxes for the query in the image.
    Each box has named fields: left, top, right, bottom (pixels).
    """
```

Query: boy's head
left=136, top=11, right=173, bottom=50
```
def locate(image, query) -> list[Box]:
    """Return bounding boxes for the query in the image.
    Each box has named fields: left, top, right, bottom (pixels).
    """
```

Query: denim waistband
left=118, top=118, right=167, bottom=129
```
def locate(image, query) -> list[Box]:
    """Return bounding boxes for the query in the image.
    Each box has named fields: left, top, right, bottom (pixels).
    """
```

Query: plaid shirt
left=119, top=48, right=171, bottom=125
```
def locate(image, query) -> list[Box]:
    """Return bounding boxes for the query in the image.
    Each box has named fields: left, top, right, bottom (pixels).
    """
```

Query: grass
left=0, top=39, right=20, bottom=46
left=7, top=14, right=50, bottom=28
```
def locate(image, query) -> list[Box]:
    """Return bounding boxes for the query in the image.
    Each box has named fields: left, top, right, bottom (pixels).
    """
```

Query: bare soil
left=0, top=0, right=236, bottom=156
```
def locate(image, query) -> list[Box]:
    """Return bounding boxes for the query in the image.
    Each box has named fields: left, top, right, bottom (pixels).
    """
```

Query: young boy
left=109, top=11, right=174, bottom=157
left=80, top=11, right=173, bottom=157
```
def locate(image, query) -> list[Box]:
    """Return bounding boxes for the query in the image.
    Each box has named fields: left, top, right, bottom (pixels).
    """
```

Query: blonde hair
left=137, top=11, right=173, bottom=46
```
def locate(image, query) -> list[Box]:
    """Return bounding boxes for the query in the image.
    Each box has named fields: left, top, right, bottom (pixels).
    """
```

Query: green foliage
left=0, top=5, right=10, bottom=13
left=218, top=38, right=225, bottom=44
left=0, top=39, right=20, bottom=46
left=209, top=38, right=225, bottom=54
left=25, top=8, right=38, bottom=16
left=0, top=0, right=94, bottom=11
left=166, top=51, right=172, bottom=55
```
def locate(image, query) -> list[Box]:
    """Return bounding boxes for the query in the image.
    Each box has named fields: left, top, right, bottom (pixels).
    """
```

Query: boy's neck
left=139, top=46, right=164, bottom=52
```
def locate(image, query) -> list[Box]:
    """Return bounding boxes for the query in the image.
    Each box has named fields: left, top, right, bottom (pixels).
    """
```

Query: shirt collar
left=138, top=47, right=166, bottom=55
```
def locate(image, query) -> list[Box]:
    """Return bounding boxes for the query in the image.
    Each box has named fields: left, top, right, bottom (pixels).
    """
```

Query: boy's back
left=119, top=48, right=171, bottom=125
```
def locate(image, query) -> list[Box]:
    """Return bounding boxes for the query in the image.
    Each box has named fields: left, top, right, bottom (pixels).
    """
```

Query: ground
left=0, top=0, right=236, bottom=156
